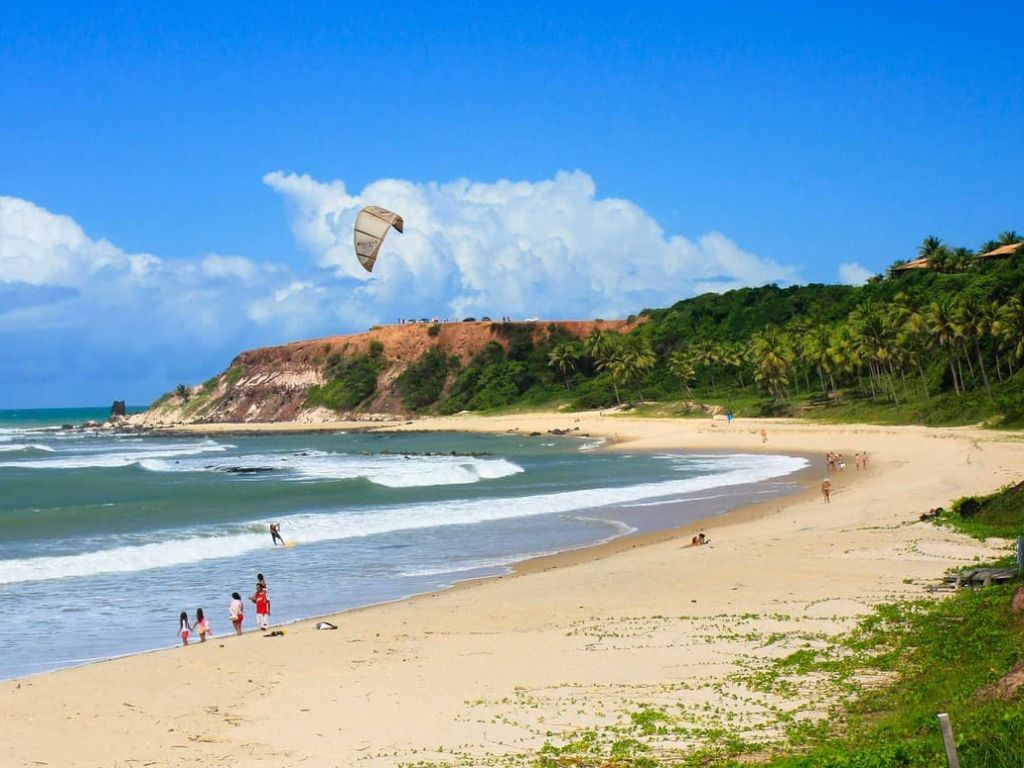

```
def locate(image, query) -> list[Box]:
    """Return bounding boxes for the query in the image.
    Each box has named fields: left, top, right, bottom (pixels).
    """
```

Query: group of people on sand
left=690, top=531, right=710, bottom=546
left=178, top=572, right=273, bottom=646
left=820, top=450, right=869, bottom=503
left=826, top=451, right=869, bottom=473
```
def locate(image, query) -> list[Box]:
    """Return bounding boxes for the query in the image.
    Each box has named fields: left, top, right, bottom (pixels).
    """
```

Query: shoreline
left=2, top=414, right=1020, bottom=767
left=2, top=431, right=818, bottom=682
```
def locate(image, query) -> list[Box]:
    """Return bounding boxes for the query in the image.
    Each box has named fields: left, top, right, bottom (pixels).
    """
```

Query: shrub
left=396, top=348, right=454, bottom=410
left=305, top=351, right=386, bottom=411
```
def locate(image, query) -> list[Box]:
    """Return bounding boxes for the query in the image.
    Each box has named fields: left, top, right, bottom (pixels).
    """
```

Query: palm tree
left=994, top=296, right=1024, bottom=372
left=998, top=230, right=1020, bottom=245
left=547, top=343, right=581, bottom=389
left=956, top=296, right=992, bottom=397
left=597, top=338, right=655, bottom=406
left=583, top=328, right=612, bottom=364
left=979, top=239, right=1001, bottom=256
left=748, top=327, right=794, bottom=402
left=849, top=304, right=901, bottom=404
left=918, top=236, right=945, bottom=259
left=802, top=324, right=839, bottom=402
left=692, top=341, right=721, bottom=393
left=947, top=246, right=975, bottom=273
left=924, top=299, right=965, bottom=395
left=669, top=350, right=697, bottom=398
left=720, top=343, right=747, bottom=388
left=175, top=384, right=191, bottom=403
left=890, top=296, right=932, bottom=398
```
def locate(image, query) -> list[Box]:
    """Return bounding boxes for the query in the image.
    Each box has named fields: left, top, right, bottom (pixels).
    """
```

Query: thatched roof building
left=978, top=242, right=1022, bottom=260
left=889, top=256, right=931, bottom=273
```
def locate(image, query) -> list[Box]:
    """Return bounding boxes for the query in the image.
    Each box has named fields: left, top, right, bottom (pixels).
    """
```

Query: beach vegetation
left=223, top=365, right=245, bottom=387
left=942, top=481, right=1024, bottom=540
left=396, top=348, right=459, bottom=410
left=420, top=236, right=1024, bottom=426
left=305, top=346, right=387, bottom=412
left=531, top=575, right=1024, bottom=767
left=174, top=383, right=190, bottom=402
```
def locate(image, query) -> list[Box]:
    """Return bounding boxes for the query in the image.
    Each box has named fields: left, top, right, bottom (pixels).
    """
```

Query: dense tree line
left=424, top=232, right=1022, bottom=423
left=325, top=231, right=1023, bottom=425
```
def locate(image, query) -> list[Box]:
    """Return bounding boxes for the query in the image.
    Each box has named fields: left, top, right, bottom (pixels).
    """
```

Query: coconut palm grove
left=391, top=232, right=1024, bottom=426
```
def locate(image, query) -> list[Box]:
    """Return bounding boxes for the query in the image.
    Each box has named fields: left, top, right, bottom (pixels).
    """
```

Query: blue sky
left=1, top=2, right=1022, bottom=407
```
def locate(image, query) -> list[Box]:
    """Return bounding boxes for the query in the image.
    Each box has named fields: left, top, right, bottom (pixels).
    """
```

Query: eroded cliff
left=132, top=319, right=639, bottom=426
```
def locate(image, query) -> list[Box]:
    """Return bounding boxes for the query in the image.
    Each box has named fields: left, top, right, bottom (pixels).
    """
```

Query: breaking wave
left=0, top=453, right=806, bottom=585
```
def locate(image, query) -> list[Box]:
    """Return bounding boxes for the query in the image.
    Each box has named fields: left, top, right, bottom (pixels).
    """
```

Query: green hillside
left=407, top=233, right=1024, bottom=426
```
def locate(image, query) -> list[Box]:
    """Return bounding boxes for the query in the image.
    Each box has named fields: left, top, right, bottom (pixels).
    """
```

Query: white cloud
left=838, top=262, right=874, bottom=286
left=1, top=172, right=801, bottom=406
left=263, top=170, right=800, bottom=320
left=0, top=196, right=325, bottom=405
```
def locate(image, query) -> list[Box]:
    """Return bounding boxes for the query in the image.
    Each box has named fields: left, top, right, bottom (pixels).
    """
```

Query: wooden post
left=1016, top=536, right=1023, bottom=578
left=937, top=713, right=960, bottom=768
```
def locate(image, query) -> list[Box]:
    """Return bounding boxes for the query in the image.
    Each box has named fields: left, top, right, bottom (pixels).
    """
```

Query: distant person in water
left=178, top=611, right=192, bottom=646
left=270, top=523, right=284, bottom=546
left=194, top=608, right=212, bottom=642
left=229, top=592, right=244, bottom=635
left=821, top=478, right=831, bottom=504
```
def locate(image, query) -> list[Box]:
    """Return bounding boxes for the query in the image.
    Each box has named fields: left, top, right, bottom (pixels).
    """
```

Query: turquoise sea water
left=0, top=409, right=808, bottom=679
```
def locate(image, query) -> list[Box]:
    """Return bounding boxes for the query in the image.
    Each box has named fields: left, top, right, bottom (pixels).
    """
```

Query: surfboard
left=284, top=541, right=298, bottom=548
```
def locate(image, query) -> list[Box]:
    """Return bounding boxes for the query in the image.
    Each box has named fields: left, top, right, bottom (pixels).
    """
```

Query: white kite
left=353, top=206, right=404, bottom=272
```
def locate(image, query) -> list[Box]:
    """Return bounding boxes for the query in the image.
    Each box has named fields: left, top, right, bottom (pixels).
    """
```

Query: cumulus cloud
left=838, top=262, right=874, bottom=286
left=0, top=196, right=313, bottom=405
left=2, top=171, right=800, bottom=406
left=263, top=170, right=799, bottom=320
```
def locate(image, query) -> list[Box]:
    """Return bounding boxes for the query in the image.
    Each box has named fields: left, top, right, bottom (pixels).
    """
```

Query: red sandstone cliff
left=133, top=319, right=641, bottom=425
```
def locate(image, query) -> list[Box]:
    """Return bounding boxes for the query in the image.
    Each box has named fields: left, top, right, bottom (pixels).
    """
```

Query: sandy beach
left=2, top=414, right=1021, bottom=767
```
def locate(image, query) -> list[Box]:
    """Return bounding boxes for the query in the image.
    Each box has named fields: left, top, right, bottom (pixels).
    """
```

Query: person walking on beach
left=178, top=611, right=192, bottom=646
left=229, top=592, right=244, bottom=635
left=760, top=428, right=768, bottom=444
left=194, top=608, right=212, bottom=642
left=269, top=523, right=285, bottom=546
left=821, top=478, right=831, bottom=504
left=251, top=583, right=271, bottom=631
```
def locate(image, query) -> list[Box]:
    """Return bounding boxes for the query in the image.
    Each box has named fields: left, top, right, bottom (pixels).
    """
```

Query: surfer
left=269, top=523, right=285, bottom=546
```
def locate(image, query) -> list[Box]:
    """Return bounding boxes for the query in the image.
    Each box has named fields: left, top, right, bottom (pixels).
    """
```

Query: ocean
left=0, top=408, right=808, bottom=679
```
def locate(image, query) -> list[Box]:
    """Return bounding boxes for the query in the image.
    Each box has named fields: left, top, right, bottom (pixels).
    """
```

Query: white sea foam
left=0, top=453, right=807, bottom=585
left=0, top=443, right=55, bottom=453
left=0, top=440, right=228, bottom=469
left=137, top=452, right=525, bottom=487
left=620, top=492, right=728, bottom=509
